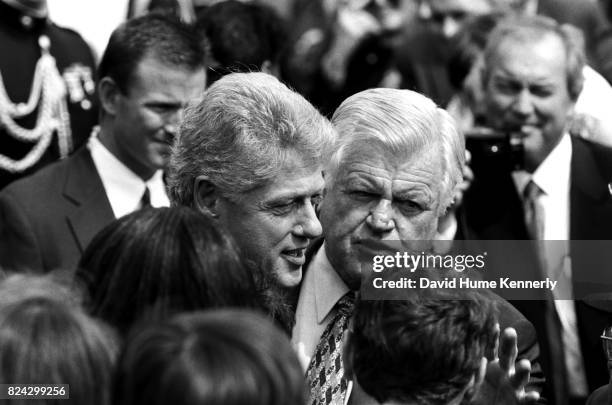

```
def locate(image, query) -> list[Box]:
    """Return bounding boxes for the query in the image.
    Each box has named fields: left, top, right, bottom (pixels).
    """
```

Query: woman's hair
left=76, top=207, right=263, bottom=334
left=114, top=309, right=306, bottom=405
left=0, top=274, right=117, bottom=405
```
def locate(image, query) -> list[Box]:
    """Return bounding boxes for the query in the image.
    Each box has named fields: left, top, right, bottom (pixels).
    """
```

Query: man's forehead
left=489, top=33, right=567, bottom=75
left=256, top=163, right=324, bottom=200
left=337, top=146, right=442, bottom=180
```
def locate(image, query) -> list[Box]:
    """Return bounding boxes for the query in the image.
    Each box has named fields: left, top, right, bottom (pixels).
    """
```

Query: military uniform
left=0, top=0, right=97, bottom=189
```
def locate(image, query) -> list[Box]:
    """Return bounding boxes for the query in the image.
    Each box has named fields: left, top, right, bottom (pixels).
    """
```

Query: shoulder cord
left=0, top=35, right=72, bottom=173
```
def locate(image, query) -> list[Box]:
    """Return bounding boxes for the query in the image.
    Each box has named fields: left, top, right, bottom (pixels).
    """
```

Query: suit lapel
left=62, top=148, right=115, bottom=252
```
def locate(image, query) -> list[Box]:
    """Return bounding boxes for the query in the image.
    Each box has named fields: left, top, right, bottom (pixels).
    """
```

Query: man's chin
left=275, top=266, right=303, bottom=289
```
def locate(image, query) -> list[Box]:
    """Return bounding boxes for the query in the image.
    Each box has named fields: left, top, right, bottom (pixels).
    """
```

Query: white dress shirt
left=88, top=133, right=170, bottom=218
left=512, top=133, right=588, bottom=397
left=292, top=243, right=351, bottom=370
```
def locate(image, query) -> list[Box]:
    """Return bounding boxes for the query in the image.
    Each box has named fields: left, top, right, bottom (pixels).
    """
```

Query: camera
left=464, top=127, right=525, bottom=171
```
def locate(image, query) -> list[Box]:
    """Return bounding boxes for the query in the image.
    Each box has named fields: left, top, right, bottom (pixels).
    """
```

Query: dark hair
left=114, top=309, right=306, bottom=405
left=98, top=13, right=206, bottom=93
left=0, top=274, right=117, bottom=405
left=447, top=12, right=505, bottom=90
left=348, top=288, right=497, bottom=404
left=76, top=207, right=263, bottom=334
left=195, top=0, right=285, bottom=82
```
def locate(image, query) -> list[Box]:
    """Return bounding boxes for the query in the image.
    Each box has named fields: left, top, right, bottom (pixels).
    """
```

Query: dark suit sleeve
left=0, top=191, right=44, bottom=272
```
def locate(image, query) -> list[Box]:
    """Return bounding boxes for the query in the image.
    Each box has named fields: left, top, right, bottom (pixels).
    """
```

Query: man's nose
left=511, top=89, right=535, bottom=119
left=164, top=109, right=184, bottom=136
left=366, top=199, right=395, bottom=233
left=294, top=201, right=323, bottom=238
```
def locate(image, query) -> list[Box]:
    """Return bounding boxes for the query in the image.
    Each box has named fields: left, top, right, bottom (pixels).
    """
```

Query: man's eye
left=311, top=194, right=324, bottom=206
left=530, top=86, right=553, bottom=98
left=149, top=105, right=175, bottom=114
left=271, top=202, right=295, bottom=215
left=493, top=80, right=520, bottom=95
left=397, top=200, right=423, bottom=213
left=350, top=190, right=377, bottom=200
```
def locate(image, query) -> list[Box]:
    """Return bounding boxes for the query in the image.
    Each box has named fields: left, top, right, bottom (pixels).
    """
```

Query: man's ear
left=98, top=77, right=121, bottom=116
left=194, top=176, right=221, bottom=217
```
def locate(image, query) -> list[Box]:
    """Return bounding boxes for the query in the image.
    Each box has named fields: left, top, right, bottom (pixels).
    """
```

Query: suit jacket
left=458, top=136, right=612, bottom=403
left=0, top=147, right=114, bottom=273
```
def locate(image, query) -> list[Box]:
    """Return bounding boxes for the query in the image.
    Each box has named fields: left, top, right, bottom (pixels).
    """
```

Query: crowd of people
left=1, top=0, right=612, bottom=404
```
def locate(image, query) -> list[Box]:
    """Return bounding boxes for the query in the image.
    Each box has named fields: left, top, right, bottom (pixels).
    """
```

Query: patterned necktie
left=140, top=186, right=151, bottom=209
left=306, top=291, right=356, bottom=405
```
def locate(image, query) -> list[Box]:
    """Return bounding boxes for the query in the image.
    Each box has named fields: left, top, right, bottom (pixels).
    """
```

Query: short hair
left=0, top=274, right=117, bottom=405
left=329, top=88, right=464, bottom=213
left=482, top=15, right=585, bottom=101
left=168, top=72, right=335, bottom=206
left=76, top=207, right=262, bottom=334
left=114, top=309, right=306, bottom=405
left=348, top=288, right=496, bottom=404
left=97, top=13, right=206, bottom=94
left=196, top=0, right=286, bottom=82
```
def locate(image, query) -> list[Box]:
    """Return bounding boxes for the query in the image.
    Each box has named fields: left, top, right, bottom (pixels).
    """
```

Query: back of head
left=329, top=88, right=464, bottom=212
left=0, top=274, right=117, bottom=405
left=168, top=71, right=335, bottom=206
left=196, top=0, right=286, bottom=82
left=115, top=309, right=306, bottom=405
left=347, top=289, right=496, bottom=404
left=482, top=14, right=585, bottom=101
left=98, top=12, right=206, bottom=93
left=77, top=207, right=262, bottom=334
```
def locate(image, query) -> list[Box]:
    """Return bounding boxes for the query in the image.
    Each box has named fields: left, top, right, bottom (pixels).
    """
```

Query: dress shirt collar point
left=313, top=244, right=351, bottom=324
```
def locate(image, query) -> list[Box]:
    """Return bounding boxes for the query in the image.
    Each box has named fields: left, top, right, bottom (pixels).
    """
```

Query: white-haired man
left=293, top=88, right=542, bottom=405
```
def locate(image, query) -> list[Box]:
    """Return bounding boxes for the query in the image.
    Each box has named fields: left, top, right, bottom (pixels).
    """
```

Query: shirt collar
left=513, top=132, right=572, bottom=198
left=313, top=243, right=351, bottom=324
left=88, top=132, right=169, bottom=217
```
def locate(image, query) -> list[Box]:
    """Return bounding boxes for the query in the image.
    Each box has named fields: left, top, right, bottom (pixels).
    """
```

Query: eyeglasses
left=600, top=327, right=612, bottom=360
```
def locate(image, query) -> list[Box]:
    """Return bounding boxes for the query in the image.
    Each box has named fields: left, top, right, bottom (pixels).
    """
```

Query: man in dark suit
left=0, top=13, right=207, bottom=273
left=293, top=88, right=543, bottom=405
left=458, top=15, right=612, bottom=405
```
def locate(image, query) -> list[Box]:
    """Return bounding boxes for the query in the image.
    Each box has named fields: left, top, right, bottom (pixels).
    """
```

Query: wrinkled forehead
left=336, top=138, right=443, bottom=177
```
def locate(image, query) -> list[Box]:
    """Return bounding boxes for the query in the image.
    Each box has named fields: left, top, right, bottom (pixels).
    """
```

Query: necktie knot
left=524, top=179, right=543, bottom=201
left=140, top=186, right=151, bottom=209
left=336, top=291, right=356, bottom=317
